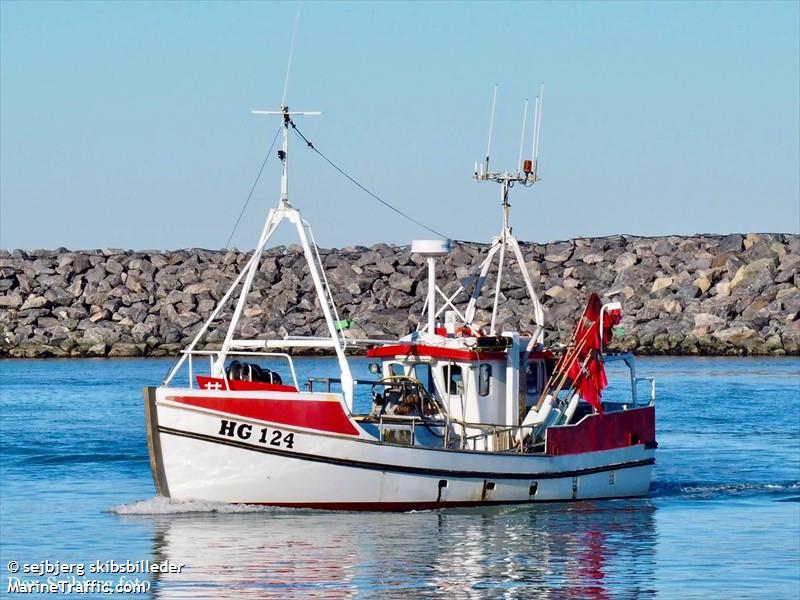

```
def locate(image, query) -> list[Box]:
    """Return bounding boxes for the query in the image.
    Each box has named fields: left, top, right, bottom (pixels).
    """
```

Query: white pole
left=280, top=114, right=289, bottom=202
left=290, top=210, right=355, bottom=410
left=464, top=240, right=502, bottom=325
left=507, top=234, right=545, bottom=346
left=530, top=96, right=539, bottom=162
left=162, top=226, right=273, bottom=385
left=505, top=332, right=519, bottom=426
left=517, top=98, right=529, bottom=171
left=217, top=210, right=281, bottom=375
left=427, top=257, right=436, bottom=334
left=490, top=233, right=506, bottom=336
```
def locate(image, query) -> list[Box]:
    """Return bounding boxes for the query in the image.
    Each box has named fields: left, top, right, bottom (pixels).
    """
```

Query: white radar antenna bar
left=252, top=111, right=322, bottom=115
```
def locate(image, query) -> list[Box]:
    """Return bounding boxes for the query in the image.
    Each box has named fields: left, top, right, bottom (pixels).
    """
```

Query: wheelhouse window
left=526, top=361, right=543, bottom=396
left=389, top=363, right=405, bottom=377
left=411, top=363, right=432, bottom=391
left=447, top=365, right=464, bottom=395
left=479, top=364, right=492, bottom=396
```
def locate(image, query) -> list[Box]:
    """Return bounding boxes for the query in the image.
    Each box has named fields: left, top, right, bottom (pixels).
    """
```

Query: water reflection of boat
left=132, top=502, right=656, bottom=598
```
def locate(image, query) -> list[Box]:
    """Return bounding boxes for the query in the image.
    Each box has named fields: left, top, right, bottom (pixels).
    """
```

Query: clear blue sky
left=1, top=1, right=798, bottom=251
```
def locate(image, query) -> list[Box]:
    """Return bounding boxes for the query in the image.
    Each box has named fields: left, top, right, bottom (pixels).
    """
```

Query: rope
left=289, top=120, right=451, bottom=240
left=224, top=125, right=282, bottom=248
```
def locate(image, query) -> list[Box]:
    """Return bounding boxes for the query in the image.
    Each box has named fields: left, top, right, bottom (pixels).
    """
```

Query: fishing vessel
left=144, top=90, right=657, bottom=510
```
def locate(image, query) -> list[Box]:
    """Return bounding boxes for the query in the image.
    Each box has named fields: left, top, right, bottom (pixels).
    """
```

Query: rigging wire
left=224, top=125, right=282, bottom=249
left=289, top=120, right=451, bottom=240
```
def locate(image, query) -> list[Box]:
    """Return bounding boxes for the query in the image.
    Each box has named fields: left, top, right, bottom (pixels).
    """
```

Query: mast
left=164, top=13, right=355, bottom=408
left=463, top=85, right=546, bottom=346
left=237, top=105, right=355, bottom=408
left=165, top=103, right=356, bottom=410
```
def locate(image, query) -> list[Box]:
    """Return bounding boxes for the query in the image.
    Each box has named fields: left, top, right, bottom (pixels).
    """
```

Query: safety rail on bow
left=164, top=349, right=299, bottom=391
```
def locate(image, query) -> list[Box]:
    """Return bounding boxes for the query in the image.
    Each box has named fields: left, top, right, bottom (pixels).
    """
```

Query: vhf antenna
left=466, top=82, right=546, bottom=341
left=474, top=83, right=543, bottom=187
left=281, top=8, right=301, bottom=108
left=532, top=83, right=543, bottom=179
left=516, top=97, right=529, bottom=174
left=473, top=83, right=544, bottom=231
left=252, top=6, right=320, bottom=207
left=483, top=84, right=498, bottom=177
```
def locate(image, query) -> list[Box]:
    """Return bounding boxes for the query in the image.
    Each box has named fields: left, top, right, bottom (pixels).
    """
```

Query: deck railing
left=164, top=349, right=299, bottom=391
left=165, top=353, right=655, bottom=454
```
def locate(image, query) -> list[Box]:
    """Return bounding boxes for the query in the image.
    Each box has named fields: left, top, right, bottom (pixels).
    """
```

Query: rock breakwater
left=1, top=233, right=798, bottom=358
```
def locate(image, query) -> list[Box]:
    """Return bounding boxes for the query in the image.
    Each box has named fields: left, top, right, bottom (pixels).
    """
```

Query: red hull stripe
left=167, top=395, right=360, bottom=436
left=546, top=406, right=656, bottom=455
left=366, top=344, right=506, bottom=361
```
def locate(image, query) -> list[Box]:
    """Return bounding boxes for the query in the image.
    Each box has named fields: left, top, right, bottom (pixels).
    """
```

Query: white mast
left=164, top=12, right=356, bottom=408
left=219, top=105, right=355, bottom=409
left=166, top=82, right=357, bottom=408
left=465, top=85, right=546, bottom=346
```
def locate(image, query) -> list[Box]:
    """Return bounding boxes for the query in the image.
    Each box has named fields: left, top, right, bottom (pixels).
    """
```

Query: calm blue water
left=1, top=357, right=798, bottom=598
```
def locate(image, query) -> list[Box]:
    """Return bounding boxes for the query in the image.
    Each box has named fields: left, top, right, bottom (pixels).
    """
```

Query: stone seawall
left=1, top=233, right=798, bottom=358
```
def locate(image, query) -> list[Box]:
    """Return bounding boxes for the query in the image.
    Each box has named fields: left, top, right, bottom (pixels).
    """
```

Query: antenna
left=484, top=85, right=498, bottom=176
left=517, top=98, right=529, bottom=171
left=467, top=82, right=547, bottom=343
left=530, top=95, right=539, bottom=164
left=281, top=8, right=301, bottom=108
left=533, top=83, right=544, bottom=178
left=473, top=82, right=542, bottom=184
left=252, top=6, right=320, bottom=207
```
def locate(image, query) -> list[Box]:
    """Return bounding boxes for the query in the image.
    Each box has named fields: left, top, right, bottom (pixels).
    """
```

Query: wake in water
left=109, top=496, right=282, bottom=515
left=650, top=479, right=800, bottom=499
left=109, top=481, right=800, bottom=516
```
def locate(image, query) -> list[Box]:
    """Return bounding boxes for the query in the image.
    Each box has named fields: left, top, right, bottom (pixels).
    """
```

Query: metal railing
left=165, top=349, right=299, bottom=391
left=601, top=352, right=656, bottom=407
left=635, top=377, right=656, bottom=405
left=361, top=412, right=534, bottom=453
left=306, top=376, right=382, bottom=393
left=375, top=415, right=420, bottom=446
left=166, top=352, right=655, bottom=454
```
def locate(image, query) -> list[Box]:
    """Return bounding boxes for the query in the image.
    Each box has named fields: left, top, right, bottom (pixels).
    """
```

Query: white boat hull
left=146, top=387, right=655, bottom=510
